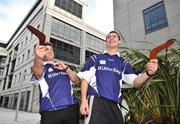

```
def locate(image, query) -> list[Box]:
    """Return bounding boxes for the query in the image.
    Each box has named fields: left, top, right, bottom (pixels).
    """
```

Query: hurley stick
left=27, top=25, right=46, bottom=45
left=149, top=39, right=175, bottom=59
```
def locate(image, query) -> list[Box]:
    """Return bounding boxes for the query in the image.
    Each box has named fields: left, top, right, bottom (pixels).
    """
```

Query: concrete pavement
left=0, top=107, right=84, bottom=124
left=0, top=107, right=40, bottom=124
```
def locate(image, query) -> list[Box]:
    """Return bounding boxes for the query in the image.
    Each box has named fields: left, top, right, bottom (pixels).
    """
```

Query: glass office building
left=0, top=0, right=106, bottom=112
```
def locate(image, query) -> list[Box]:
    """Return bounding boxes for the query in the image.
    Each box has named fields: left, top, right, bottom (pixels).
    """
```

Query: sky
left=0, top=0, right=113, bottom=43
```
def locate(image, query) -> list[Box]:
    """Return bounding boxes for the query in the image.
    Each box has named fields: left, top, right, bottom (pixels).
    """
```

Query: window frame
left=143, top=1, right=168, bottom=34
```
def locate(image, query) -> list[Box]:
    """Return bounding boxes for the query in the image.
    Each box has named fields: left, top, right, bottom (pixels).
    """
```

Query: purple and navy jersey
left=78, top=52, right=139, bottom=103
left=32, top=63, right=77, bottom=112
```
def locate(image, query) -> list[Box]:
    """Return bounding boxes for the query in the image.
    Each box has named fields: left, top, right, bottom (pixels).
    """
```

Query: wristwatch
left=64, top=66, right=69, bottom=71
left=146, top=71, right=154, bottom=76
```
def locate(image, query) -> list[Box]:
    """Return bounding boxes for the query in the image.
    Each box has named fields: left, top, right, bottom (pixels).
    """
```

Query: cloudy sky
left=0, top=0, right=113, bottom=43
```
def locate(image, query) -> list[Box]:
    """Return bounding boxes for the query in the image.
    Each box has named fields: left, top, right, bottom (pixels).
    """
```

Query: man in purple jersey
left=78, top=31, right=158, bottom=124
left=31, top=42, right=80, bottom=124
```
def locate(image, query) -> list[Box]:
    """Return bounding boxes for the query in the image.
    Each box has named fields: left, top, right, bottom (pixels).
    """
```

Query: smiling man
left=31, top=42, right=81, bottom=124
left=78, top=31, right=158, bottom=124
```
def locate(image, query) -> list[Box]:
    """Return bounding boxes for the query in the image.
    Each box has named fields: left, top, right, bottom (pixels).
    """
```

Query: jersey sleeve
left=77, top=55, right=96, bottom=83
left=122, top=61, right=139, bottom=86
left=30, top=65, right=46, bottom=85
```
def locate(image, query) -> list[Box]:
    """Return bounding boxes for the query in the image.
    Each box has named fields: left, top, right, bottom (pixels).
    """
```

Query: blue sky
left=0, top=0, right=113, bottom=43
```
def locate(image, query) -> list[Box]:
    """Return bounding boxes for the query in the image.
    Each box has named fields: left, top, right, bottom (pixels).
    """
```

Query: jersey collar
left=103, top=50, right=120, bottom=57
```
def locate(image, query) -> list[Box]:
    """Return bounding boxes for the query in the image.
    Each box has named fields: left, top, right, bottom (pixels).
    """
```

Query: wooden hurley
left=149, top=39, right=175, bottom=59
left=27, top=25, right=46, bottom=45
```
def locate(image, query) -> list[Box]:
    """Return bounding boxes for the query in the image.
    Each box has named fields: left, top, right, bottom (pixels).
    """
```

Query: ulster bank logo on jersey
left=100, top=60, right=106, bottom=65
left=48, top=67, right=53, bottom=72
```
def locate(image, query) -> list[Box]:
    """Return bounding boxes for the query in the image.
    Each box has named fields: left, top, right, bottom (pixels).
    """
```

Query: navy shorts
left=40, top=104, right=79, bottom=124
left=86, top=96, right=124, bottom=124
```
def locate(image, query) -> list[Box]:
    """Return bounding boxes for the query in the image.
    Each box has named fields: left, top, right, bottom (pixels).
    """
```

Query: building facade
left=0, top=42, right=7, bottom=100
left=113, top=0, right=180, bottom=51
left=0, top=0, right=106, bottom=112
left=113, top=0, right=180, bottom=118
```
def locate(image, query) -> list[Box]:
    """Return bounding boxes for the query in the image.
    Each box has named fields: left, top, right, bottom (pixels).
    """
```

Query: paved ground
left=0, top=107, right=40, bottom=124
left=0, top=107, right=84, bottom=124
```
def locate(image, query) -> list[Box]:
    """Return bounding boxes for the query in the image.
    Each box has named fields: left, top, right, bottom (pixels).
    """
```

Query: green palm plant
left=121, top=40, right=180, bottom=124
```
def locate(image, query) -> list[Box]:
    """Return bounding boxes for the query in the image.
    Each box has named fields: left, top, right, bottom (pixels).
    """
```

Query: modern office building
left=113, top=0, right=180, bottom=118
left=0, top=42, right=7, bottom=97
left=113, top=0, right=180, bottom=51
left=0, top=0, right=106, bottom=112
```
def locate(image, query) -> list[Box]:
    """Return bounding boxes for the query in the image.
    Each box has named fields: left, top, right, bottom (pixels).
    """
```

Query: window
left=0, top=57, right=6, bottom=64
left=17, top=57, right=20, bottom=65
left=7, top=75, right=13, bottom=88
left=26, top=36, right=28, bottom=44
left=85, top=50, right=96, bottom=61
left=14, top=75, right=17, bottom=84
left=143, top=1, right=168, bottom=34
left=86, top=32, right=105, bottom=50
left=27, top=50, right=30, bottom=60
left=23, top=70, right=27, bottom=81
left=19, top=73, right=21, bottom=82
left=22, top=54, right=24, bottom=63
left=0, top=69, right=3, bottom=76
left=33, top=44, right=37, bottom=56
left=50, top=38, right=80, bottom=64
left=55, top=0, right=82, bottom=18
left=37, top=24, right=40, bottom=29
left=51, top=18, right=82, bottom=45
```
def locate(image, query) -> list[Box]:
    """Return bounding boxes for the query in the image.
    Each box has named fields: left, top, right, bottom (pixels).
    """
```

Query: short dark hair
left=106, top=31, right=120, bottom=40
left=45, top=42, right=53, bottom=48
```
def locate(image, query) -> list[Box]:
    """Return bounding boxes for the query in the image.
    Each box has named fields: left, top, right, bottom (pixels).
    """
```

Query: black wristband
left=64, top=66, right=69, bottom=71
left=146, top=71, right=153, bottom=76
